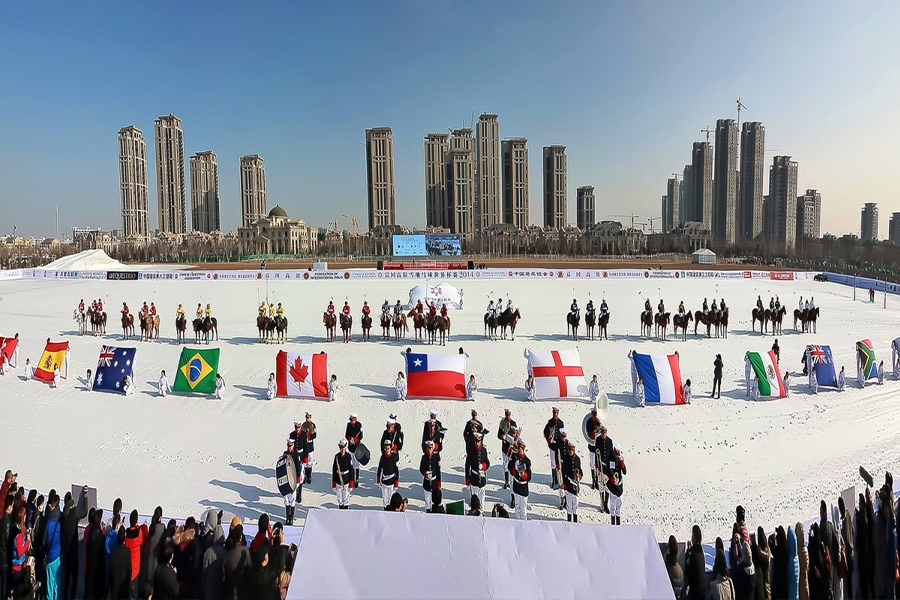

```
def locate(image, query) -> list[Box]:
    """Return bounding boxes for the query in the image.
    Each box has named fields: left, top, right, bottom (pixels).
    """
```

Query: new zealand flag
left=93, top=346, right=137, bottom=394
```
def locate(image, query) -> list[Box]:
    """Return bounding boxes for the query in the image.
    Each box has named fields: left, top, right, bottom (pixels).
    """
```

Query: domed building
left=237, top=205, right=319, bottom=256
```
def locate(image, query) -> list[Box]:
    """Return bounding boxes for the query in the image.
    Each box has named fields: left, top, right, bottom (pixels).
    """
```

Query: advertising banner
left=392, top=234, right=462, bottom=257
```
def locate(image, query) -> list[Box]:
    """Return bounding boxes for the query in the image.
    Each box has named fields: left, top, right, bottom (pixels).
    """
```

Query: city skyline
left=2, top=3, right=899, bottom=237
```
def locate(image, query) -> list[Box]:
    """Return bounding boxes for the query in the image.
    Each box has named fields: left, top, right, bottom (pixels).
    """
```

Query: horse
left=770, top=306, right=786, bottom=335
left=73, top=310, right=86, bottom=336
left=257, top=315, right=274, bottom=342
left=693, top=309, right=716, bottom=338
left=716, top=308, right=729, bottom=339
left=409, top=310, right=426, bottom=341
left=425, top=315, right=438, bottom=345
left=193, top=317, right=218, bottom=344
left=566, top=311, right=581, bottom=340
left=597, top=312, right=609, bottom=341
left=324, top=312, right=337, bottom=342
left=140, top=312, right=160, bottom=342
left=436, top=315, right=450, bottom=346
left=751, top=308, right=767, bottom=334
left=121, top=312, right=135, bottom=340
left=274, top=316, right=288, bottom=343
left=340, top=313, right=353, bottom=343
left=499, top=308, right=520, bottom=340
left=380, top=313, right=392, bottom=340
left=88, top=308, right=107, bottom=336
left=793, top=307, right=819, bottom=333
left=175, top=315, right=187, bottom=344
left=585, top=311, right=596, bottom=340
left=392, top=312, right=407, bottom=342
left=655, top=312, right=670, bottom=340
left=639, top=310, right=653, bottom=338
left=484, top=312, right=499, bottom=340
left=361, top=314, right=372, bottom=342
left=673, top=312, right=692, bottom=341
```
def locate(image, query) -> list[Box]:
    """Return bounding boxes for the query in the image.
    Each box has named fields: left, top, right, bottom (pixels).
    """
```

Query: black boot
left=567, top=513, right=572, bottom=522
left=295, top=486, right=302, bottom=505
left=551, top=470, right=559, bottom=490
left=601, top=492, right=610, bottom=514
left=304, top=467, right=312, bottom=484
left=355, top=469, right=360, bottom=485
left=614, top=516, right=620, bottom=525
left=285, top=506, right=292, bottom=526
left=591, top=471, right=598, bottom=491
left=573, top=514, right=578, bottom=523
left=503, top=472, right=510, bottom=490
left=611, top=515, right=616, bottom=525
left=510, top=494, right=516, bottom=509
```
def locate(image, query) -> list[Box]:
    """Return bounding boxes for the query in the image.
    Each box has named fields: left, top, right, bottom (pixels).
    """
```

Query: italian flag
left=747, top=350, right=787, bottom=398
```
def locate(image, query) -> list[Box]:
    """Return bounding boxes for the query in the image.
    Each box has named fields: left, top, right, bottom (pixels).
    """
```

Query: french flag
left=633, top=352, right=684, bottom=405
left=405, top=353, right=466, bottom=399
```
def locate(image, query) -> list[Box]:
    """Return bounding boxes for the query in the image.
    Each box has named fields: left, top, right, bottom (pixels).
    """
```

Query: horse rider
left=486, top=300, right=495, bottom=319
left=96, top=298, right=104, bottom=313
left=393, top=300, right=403, bottom=317
left=657, top=299, right=665, bottom=315
left=756, top=296, right=764, bottom=312
left=585, top=299, right=595, bottom=318
left=774, top=296, right=781, bottom=311
left=268, top=302, right=276, bottom=318
left=362, top=301, right=371, bottom=318
left=798, top=296, right=805, bottom=312
left=643, top=298, right=651, bottom=315
left=78, top=299, right=85, bottom=315
left=702, top=298, right=709, bottom=314
left=141, top=302, right=149, bottom=319
left=416, top=299, right=426, bottom=316
left=496, top=298, right=504, bottom=316
left=808, top=297, right=816, bottom=311
left=428, top=301, right=438, bottom=318
left=122, top=301, right=130, bottom=316
left=91, top=299, right=98, bottom=313
left=600, top=298, right=609, bottom=316
left=440, top=304, right=449, bottom=318
left=382, top=299, right=390, bottom=316
left=259, top=302, right=268, bottom=318
left=327, top=301, right=336, bottom=317
left=678, top=301, right=685, bottom=316
left=276, top=303, right=285, bottom=324
left=204, top=304, right=213, bottom=326
left=769, top=297, right=775, bottom=310
left=710, top=299, right=717, bottom=314
left=718, top=299, right=726, bottom=313
left=804, top=298, right=810, bottom=312
left=506, top=298, right=514, bottom=313
left=570, top=298, right=580, bottom=318
left=341, top=301, right=352, bottom=318
left=150, top=302, right=158, bottom=318
left=176, top=304, right=185, bottom=321
left=196, top=303, right=204, bottom=320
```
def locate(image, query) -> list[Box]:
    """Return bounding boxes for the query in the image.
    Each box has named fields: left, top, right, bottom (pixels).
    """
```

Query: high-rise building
left=665, top=177, right=682, bottom=232
left=543, top=146, right=567, bottom=229
left=861, top=202, right=879, bottom=241
left=476, top=114, right=500, bottom=231
left=446, top=129, right=475, bottom=237
left=424, top=133, right=449, bottom=228
left=501, top=138, right=529, bottom=230
left=713, top=119, right=738, bottom=245
left=240, top=154, right=267, bottom=227
left=118, top=125, right=150, bottom=239
left=576, top=186, right=595, bottom=230
left=889, top=213, right=900, bottom=244
left=738, top=122, right=766, bottom=242
left=365, top=127, right=396, bottom=231
left=189, top=151, right=220, bottom=233
left=154, top=114, right=186, bottom=234
left=690, top=142, right=713, bottom=229
left=681, top=164, right=693, bottom=225
left=765, top=156, right=798, bottom=250
left=795, top=189, right=821, bottom=245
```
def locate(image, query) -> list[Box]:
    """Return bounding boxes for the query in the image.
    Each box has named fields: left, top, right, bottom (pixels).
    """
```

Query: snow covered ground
left=1, top=272, right=898, bottom=540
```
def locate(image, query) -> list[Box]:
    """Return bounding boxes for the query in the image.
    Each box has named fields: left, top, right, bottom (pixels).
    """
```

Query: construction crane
left=700, top=126, right=713, bottom=143
left=646, top=215, right=662, bottom=235
left=341, top=214, right=359, bottom=237
left=670, top=172, right=681, bottom=181
left=612, top=214, right=640, bottom=230
left=737, top=97, right=747, bottom=129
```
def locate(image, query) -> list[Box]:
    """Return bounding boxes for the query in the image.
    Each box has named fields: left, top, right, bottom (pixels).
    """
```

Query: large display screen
left=392, top=234, right=462, bottom=257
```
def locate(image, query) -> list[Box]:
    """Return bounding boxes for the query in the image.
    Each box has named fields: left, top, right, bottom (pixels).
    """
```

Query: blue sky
left=1, top=1, right=898, bottom=237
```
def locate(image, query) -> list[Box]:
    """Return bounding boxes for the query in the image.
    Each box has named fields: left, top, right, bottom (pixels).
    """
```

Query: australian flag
left=93, top=346, right=137, bottom=394
left=807, top=344, right=837, bottom=387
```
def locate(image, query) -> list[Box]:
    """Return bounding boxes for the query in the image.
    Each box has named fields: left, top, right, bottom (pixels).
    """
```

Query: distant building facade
left=154, top=114, right=186, bottom=235
left=543, top=145, right=567, bottom=229
left=240, top=154, right=267, bottom=228
left=765, top=155, right=798, bottom=251
left=861, top=202, right=879, bottom=241
left=118, top=125, right=150, bottom=239
left=738, top=121, right=766, bottom=242
left=689, top=142, right=712, bottom=230
left=424, top=133, right=449, bottom=229
left=502, top=138, right=529, bottom=230
left=366, top=127, right=396, bottom=231
left=189, top=151, right=220, bottom=233
left=446, top=129, right=476, bottom=238
left=713, top=119, right=738, bottom=245
left=237, top=205, right=318, bottom=255
left=576, top=186, right=595, bottom=231
left=890, top=212, right=900, bottom=244
left=476, top=113, right=500, bottom=231
left=795, top=189, right=821, bottom=245
left=664, top=177, right=682, bottom=232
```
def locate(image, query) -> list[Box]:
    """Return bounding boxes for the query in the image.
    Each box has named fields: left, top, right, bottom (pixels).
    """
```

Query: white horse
left=73, top=309, right=86, bottom=336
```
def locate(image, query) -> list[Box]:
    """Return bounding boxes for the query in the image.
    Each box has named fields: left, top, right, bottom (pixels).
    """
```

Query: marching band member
left=332, top=439, right=355, bottom=509
left=465, top=432, right=489, bottom=511
left=561, top=442, right=583, bottom=522
left=508, top=440, right=531, bottom=520
left=376, top=440, right=400, bottom=508
left=345, top=414, right=363, bottom=483
left=419, top=440, right=441, bottom=512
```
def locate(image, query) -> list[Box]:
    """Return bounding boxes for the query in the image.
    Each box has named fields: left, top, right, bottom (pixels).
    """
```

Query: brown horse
left=193, top=317, right=218, bottom=344
left=716, top=309, right=729, bottom=339
left=175, top=315, right=187, bottom=344
left=693, top=309, right=717, bottom=338
left=140, top=312, right=160, bottom=342
left=324, top=312, right=336, bottom=342
left=673, top=312, right=692, bottom=341
left=392, top=312, right=407, bottom=342
left=566, top=312, right=581, bottom=340
left=639, top=310, right=653, bottom=338
left=121, top=312, right=135, bottom=340
left=484, top=312, right=499, bottom=340
left=436, top=315, right=451, bottom=346
left=500, top=308, right=520, bottom=340
left=793, top=307, right=819, bottom=333
left=597, top=312, right=609, bottom=341
left=340, top=313, right=353, bottom=343
left=408, top=310, right=425, bottom=341
left=751, top=308, right=767, bottom=334
left=361, top=314, right=372, bottom=342
left=274, top=317, right=288, bottom=343
left=655, top=312, right=670, bottom=340
left=770, top=306, right=786, bottom=335
left=257, top=315, right=274, bottom=342
left=88, top=308, right=107, bottom=336
left=380, top=313, right=392, bottom=340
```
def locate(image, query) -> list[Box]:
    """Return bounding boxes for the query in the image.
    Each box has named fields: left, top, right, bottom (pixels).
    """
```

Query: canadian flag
left=276, top=352, right=329, bottom=399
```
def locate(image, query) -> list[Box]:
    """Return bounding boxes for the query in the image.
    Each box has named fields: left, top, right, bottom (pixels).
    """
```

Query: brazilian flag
left=173, top=348, right=220, bottom=394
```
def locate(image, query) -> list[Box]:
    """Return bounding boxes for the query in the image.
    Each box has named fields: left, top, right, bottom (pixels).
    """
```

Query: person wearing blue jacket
left=787, top=524, right=800, bottom=600
left=44, top=492, right=64, bottom=600
left=105, top=514, right=122, bottom=580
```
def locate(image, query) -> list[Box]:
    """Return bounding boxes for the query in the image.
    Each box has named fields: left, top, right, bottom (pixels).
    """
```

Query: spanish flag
left=35, top=341, right=69, bottom=384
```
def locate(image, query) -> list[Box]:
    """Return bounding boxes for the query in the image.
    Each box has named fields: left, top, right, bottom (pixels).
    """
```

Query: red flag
left=276, top=352, right=329, bottom=398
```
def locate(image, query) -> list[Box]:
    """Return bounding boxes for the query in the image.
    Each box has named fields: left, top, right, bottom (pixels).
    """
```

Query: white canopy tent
left=692, top=248, right=717, bottom=264
left=286, top=510, right=673, bottom=600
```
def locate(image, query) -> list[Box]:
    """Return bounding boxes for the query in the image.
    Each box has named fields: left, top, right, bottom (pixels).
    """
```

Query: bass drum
left=275, top=455, right=298, bottom=495
left=354, top=442, right=372, bottom=466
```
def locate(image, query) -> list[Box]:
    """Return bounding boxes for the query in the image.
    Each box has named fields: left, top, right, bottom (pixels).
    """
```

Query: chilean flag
left=526, top=349, right=587, bottom=400
left=405, top=353, right=466, bottom=399
left=276, top=351, right=329, bottom=399
left=633, top=352, right=685, bottom=405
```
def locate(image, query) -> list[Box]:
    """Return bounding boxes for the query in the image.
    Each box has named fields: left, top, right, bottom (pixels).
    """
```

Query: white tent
left=286, top=510, right=673, bottom=600
left=691, top=248, right=717, bottom=265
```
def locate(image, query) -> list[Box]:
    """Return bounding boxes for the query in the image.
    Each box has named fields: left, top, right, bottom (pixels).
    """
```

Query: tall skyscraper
left=681, top=164, right=693, bottom=225
left=501, top=138, right=529, bottom=230
left=665, top=177, right=682, bottom=232
left=713, top=119, right=738, bottom=245
left=766, top=156, right=799, bottom=250
left=446, top=129, right=475, bottom=237
left=154, top=114, right=186, bottom=234
left=365, top=127, right=396, bottom=231
left=861, top=202, right=879, bottom=241
left=424, top=133, right=449, bottom=228
left=795, top=189, right=821, bottom=245
left=543, top=146, right=567, bottom=229
left=738, top=122, right=766, bottom=242
left=118, top=125, right=150, bottom=239
left=576, top=186, right=595, bottom=230
left=889, top=213, right=900, bottom=244
left=240, top=154, right=267, bottom=227
left=189, top=151, right=220, bottom=233
left=689, top=142, right=713, bottom=229
left=476, top=113, right=501, bottom=231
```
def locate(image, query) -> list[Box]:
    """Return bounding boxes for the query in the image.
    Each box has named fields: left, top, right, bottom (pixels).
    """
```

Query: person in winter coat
left=837, top=496, right=854, bottom=600
left=808, top=523, right=822, bottom=600
left=61, top=487, right=88, bottom=600
left=0, top=495, right=14, bottom=600
left=123, top=509, right=147, bottom=598
left=153, top=541, right=179, bottom=600
left=795, top=522, right=809, bottom=600
left=11, top=507, right=31, bottom=592
left=864, top=487, right=876, bottom=599
left=664, top=535, right=683, bottom=597
left=874, top=486, right=897, bottom=600
left=769, top=526, right=786, bottom=600
left=201, top=525, right=226, bottom=600
left=751, top=526, right=771, bottom=600
left=244, top=542, right=278, bottom=600
left=85, top=509, right=108, bottom=600
left=683, top=525, right=708, bottom=600
left=785, top=525, right=799, bottom=600
left=712, top=354, right=724, bottom=398
left=224, top=525, right=251, bottom=600
left=174, top=518, right=203, bottom=599
left=141, top=506, right=165, bottom=595
left=108, top=528, right=132, bottom=600
left=729, top=512, right=755, bottom=600
left=43, top=492, right=64, bottom=600
left=710, top=550, right=737, bottom=600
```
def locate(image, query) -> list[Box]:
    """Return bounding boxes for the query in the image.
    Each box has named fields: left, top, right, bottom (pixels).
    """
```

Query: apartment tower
left=795, top=189, right=821, bottom=246
left=576, top=186, right=595, bottom=231
left=690, top=142, right=713, bottom=229
left=240, top=154, right=267, bottom=227
left=861, top=202, right=879, bottom=241
left=118, top=125, right=150, bottom=238
left=713, top=119, right=738, bottom=245
left=766, top=156, right=799, bottom=251
left=476, top=113, right=501, bottom=231
left=365, top=127, right=396, bottom=231
left=445, top=129, right=476, bottom=236
left=154, top=114, right=186, bottom=234
left=543, top=146, right=567, bottom=229
left=424, top=133, right=449, bottom=228
left=501, top=138, right=529, bottom=230
left=738, top=122, right=766, bottom=242
left=189, top=151, right=220, bottom=233
left=665, top=177, right=682, bottom=232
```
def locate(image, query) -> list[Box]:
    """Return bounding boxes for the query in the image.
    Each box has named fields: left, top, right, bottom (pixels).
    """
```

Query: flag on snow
left=173, top=348, right=220, bottom=395
left=275, top=351, right=329, bottom=399
left=405, top=353, right=466, bottom=399
left=857, top=339, right=877, bottom=380
left=806, top=345, right=837, bottom=388
left=632, top=352, right=684, bottom=405
left=747, top=351, right=787, bottom=398
left=893, top=338, right=900, bottom=377
left=93, top=346, right=137, bottom=394
left=525, top=349, right=587, bottom=400
left=0, top=336, right=19, bottom=367
left=34, top=341, right=69, bottom=384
